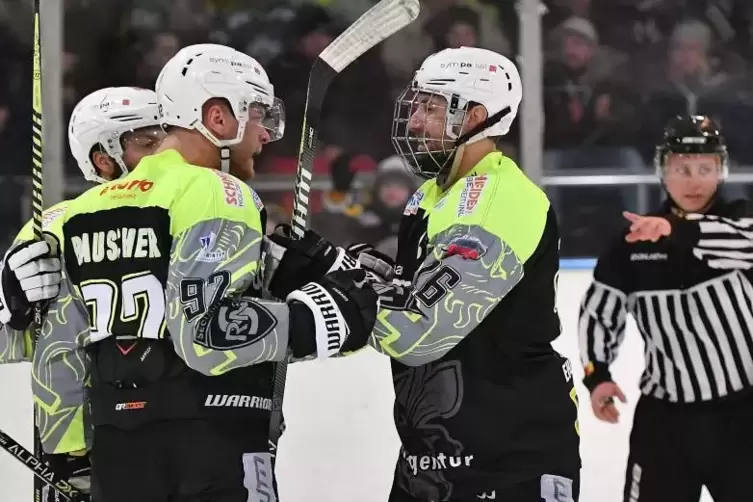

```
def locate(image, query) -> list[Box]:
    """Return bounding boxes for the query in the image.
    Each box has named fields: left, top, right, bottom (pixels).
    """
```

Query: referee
left=579, top=114, right=753, bottom=502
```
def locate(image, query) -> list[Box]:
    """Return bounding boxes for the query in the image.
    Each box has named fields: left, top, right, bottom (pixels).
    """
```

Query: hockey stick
left=267, top=0, right=420, bottom=459
left=30, top=2, right=51, bottom=501
left=0, top=430, right=87, bottom=502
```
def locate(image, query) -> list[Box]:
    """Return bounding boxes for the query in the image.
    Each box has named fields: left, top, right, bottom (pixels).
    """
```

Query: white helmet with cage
left=155, top=43, right=285, bottom=171
left=392, top=46, right=522, bottom=180
left=68, top=87, right=161, bottom=184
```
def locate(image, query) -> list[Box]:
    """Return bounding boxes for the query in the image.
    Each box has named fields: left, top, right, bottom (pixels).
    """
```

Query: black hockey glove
left=0, top=237, right=61, bottom=329
left=346, top=243, right=395, bottom=283
left=264, top=224, right=358, bottom=299
left=287, top=269, right=378, bottom=359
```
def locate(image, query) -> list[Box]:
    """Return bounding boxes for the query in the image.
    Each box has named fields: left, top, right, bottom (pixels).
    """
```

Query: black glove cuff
left=0, top=263, right=33, bottom=330
left=582, top=361, right=613, bottom=393
left=288, top=301, right=317, bottom=359
left=7, top=308, right=33, bottom=331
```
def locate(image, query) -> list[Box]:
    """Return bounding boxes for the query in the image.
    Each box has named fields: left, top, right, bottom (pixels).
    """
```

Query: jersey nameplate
left=70, top=227, right=162, bottom=265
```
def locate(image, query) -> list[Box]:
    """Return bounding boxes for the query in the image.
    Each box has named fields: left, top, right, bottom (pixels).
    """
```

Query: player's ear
left=464, top=103, right=488, bottom=132
left=203, top=98, right=235, bottom=140
left=92, top=150, right=116, bottom=181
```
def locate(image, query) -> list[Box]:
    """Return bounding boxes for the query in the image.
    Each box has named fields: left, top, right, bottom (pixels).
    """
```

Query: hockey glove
left=287, top=269, right=378, bottom=359
left=0, top=237, right=61, bottom=328
left=264, top=224, right=359, bottom=299
left=346, top=243, right=395, bottom=283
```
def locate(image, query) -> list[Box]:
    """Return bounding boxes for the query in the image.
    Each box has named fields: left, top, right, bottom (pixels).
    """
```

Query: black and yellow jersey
left=60, top=149, right=293, bottom=439
left=61, top=149, right=291, bottom=372
left=0, top=201, right=90, bottom=455
left=373, top=152, right=581, bottom=497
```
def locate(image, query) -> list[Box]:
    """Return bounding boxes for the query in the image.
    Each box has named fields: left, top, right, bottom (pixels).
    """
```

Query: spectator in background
left=381, top=0, right=512, bottom=86
left=424, top=5, right=480, bottom=50
left=639, top=19, right=753, bottom=165
left=135, top=31, right=182, bottom=88
left=259, top=4, right=390, bottom=174
left=543, top=17, right=640, bottom=167
left=543, top=16, right=644, bottom=258
left=0, top=28, right=29, bottom=175
left=231, top=5, right=296, bottom=66
left=311, top=155, right=417, bottom=258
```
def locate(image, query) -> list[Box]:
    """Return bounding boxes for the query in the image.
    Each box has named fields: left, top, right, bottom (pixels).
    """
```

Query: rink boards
left=0, top=268, right=714, bottom=502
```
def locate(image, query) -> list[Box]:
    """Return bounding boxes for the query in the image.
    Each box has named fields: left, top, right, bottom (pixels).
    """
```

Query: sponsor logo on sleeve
left=251, top=189, right=264, bottom=212
left=196, top=232, right=226, bottom=263
left=403, top=191, right=424, bottom=216
left=443, top=234, right=487, bottom=260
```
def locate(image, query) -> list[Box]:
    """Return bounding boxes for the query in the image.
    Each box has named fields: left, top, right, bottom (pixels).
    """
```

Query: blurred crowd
left=1, top=0, right=753, bottom=256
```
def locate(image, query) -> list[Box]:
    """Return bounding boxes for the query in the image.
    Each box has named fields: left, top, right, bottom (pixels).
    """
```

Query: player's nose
left=408, top=111, right=425, bottom=134
left=259, top=127, right=271, bottom=144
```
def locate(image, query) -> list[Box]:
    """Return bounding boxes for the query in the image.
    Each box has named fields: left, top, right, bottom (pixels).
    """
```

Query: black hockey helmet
left=654, top=114, right=728, bottom=179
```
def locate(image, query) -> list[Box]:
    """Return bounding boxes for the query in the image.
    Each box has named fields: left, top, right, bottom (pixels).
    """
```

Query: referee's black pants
left=623, top=394, right=753, bottom=502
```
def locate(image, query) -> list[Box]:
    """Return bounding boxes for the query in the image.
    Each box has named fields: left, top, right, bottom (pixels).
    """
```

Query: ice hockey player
left=42, top=43, right=377, bottom=502
left=264, top=46, right=581, bottom=502
left=580, top=114, right=753, bottom=502
left=0, top=86, right=164, bottom=498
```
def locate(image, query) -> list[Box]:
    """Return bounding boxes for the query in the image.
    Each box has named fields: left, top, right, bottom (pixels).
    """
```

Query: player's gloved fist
left=264, top=224, right=358, bottom=298
left=0, top=237, right=61, bottom=327
left=287, top=269, right=378, bottom=359
left=346, top=243, right=395, bottom=283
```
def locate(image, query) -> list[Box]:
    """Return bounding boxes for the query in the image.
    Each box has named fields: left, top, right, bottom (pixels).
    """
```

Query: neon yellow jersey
left=0, top=201, right=91, bottom=455
left=370, top=152, right=580, bottom=497
left=61, top=149, right=290, bottom=377
left=371, top=151, right=557, bottom=363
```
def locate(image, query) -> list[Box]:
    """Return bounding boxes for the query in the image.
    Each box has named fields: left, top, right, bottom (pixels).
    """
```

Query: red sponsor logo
left=99, top=179, right=154, bottom=196
left=457, top=175, right=487, bottom=216
left=215, top=171, right=245, bottom=207
left=114, top=401, right=146, bottom=411
left=444, top=235, right=487, bottom=260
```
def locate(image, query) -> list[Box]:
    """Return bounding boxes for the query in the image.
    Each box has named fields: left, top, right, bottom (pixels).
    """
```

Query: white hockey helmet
left=155, top=43, right=284, bottom=171
left=68, top=87, right=161, bottom=184
left=392, top=47, right=522, bottom=180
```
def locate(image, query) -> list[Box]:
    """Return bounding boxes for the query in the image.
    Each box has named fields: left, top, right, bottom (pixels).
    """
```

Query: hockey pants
left=90, top=419, right=277, bottom=502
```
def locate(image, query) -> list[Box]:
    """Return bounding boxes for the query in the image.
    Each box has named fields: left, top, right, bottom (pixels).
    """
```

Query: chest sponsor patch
left=457, top=174, right=487, bottom=217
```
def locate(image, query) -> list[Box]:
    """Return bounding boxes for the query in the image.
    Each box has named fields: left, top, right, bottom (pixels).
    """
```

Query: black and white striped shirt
left=579, top=200, right=753, bottom=404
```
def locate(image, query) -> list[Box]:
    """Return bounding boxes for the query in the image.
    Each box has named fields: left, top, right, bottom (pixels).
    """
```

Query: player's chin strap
left=436, top=106, right=512, bottom=191
left=194, top=121, right=234, bottom=173
left=220, top=146, right=231, bottom=173
left=436, top=106, right=511, bottom=191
